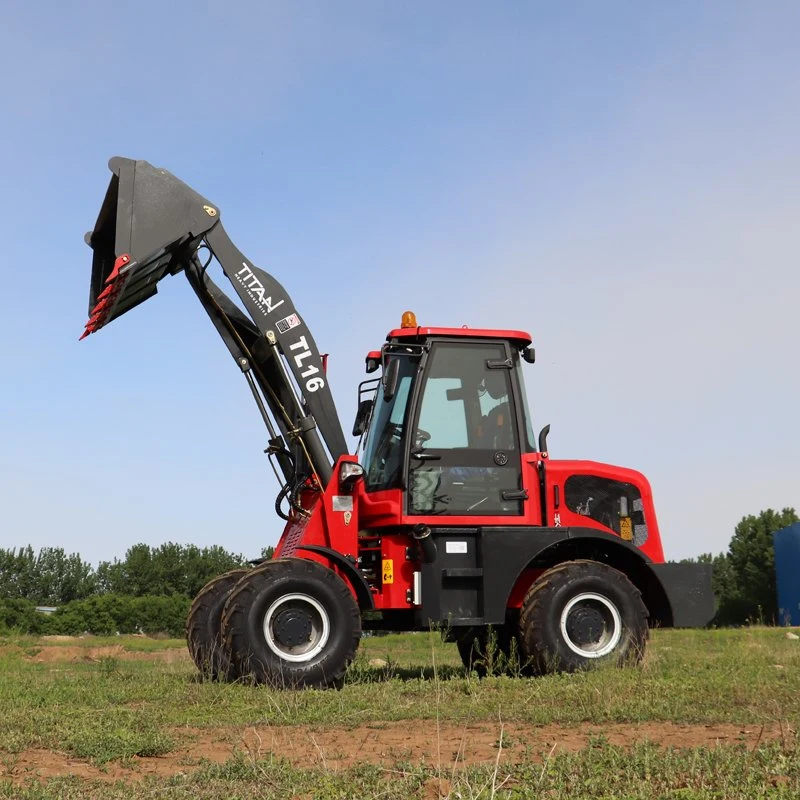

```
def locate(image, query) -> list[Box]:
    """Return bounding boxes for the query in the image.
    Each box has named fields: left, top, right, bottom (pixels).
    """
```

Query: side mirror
left=522, top=347, right=536, bottom=364
left=382, top=358, right=399, bottom=402
left=352, top=398, right=374, bottom=437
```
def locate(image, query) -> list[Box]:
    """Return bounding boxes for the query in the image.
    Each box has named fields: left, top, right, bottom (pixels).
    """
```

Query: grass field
left=0, top=627, right=798, bottom=798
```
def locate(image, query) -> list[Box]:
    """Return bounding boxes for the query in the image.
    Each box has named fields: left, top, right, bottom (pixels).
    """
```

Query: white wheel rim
left=559, top=592, right=622, bottom=658
left=263, top=593, right=330, bottom=663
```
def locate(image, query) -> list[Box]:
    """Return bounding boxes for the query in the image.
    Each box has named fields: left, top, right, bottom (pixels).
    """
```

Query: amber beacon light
left=400, top=310, right=417, bottom=328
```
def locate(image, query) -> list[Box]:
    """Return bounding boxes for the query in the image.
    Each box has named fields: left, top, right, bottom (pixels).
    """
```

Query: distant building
left=774, top=523, right=800, bottom=626
left=34, top=606, right=57, bottom=615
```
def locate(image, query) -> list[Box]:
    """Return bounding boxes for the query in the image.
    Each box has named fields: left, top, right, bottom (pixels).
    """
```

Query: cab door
left=406, top=340, right=525, bottom=518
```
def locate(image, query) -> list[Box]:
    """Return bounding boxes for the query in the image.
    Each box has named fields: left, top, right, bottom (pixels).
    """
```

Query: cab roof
left=386, top=326, right=533, bottom=348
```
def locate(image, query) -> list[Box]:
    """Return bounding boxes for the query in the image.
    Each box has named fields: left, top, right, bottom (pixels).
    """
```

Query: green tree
left=182, top=544, right=249, bottom=596
left=34, top=548, right=96, bottom=604
left=0, top=598, right=48, bottom=634
left=682, top=508, right=798, bottom=625
left=0, top=546, right=37, bottom=599
left=0, top=547, right=95, bottom=604
left=96, top=543, right=248, bottom=597
left=698, top=551, right=753, bottom=626
left=726, top=507, right=798, bottom=623
left=95, top=558, right=124, bottom=595
left=123, top=543, right=159, bottom=596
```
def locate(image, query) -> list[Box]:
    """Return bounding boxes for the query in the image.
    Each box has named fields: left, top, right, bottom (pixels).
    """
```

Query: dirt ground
left=23, top=643, right=189, bottom=665
left=0, top=638, right=192, bottom=665
left=4, top=719, right=794, bottom=784
left=2, top=643, right=795, bottom=784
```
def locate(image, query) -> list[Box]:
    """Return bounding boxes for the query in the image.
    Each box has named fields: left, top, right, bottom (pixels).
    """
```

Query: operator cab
left=357, top=313, right=537, bottom=518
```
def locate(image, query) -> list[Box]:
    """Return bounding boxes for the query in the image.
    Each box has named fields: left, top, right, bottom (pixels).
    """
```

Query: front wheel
left=519, top=560, right=648, bottom=674
left=221, top=558, right=361, bottom=688
left=186, top=568, right=249, bottom=681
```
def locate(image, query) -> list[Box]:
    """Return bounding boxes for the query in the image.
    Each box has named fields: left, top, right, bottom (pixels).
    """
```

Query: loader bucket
left=81, top=157, right=219, bottom=339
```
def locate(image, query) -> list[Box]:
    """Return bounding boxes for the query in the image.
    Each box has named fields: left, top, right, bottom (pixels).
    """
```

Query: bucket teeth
left=105, top=254, right=130, bottom=285
left=80, top=254, right=132, bottom=340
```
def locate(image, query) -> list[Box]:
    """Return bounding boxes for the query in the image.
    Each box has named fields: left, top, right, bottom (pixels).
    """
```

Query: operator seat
left=481, top=402, right=514, bottom=450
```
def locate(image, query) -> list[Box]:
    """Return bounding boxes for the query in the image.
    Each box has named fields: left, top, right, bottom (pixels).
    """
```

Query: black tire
left=456, top=626, right=527, bottom=676
left=186, top=568, right=249, bottom=681
left=519, top=560, right=648, bottom=675
left=221, top=558, right=361, bottom=689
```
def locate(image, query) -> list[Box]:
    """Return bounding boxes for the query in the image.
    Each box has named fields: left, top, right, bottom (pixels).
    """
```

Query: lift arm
left=81, top=157, right=347, bottom=485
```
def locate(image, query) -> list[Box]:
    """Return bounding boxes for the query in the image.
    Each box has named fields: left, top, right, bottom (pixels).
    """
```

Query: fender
left=480, top=526, right=653, bottom=623
left=481, top=527, right=712, bottom=628
left=421, top=526, right=713, bottom=629
left=296, top=544, right=375, bottom=610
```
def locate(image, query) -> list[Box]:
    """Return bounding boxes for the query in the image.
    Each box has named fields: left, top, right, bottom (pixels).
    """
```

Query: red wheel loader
left=81, top=158, right=714, bottom=688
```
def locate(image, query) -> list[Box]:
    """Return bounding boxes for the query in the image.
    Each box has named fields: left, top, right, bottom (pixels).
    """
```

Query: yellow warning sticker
left=382, top=559, right=394, bottom=584
left=620, top=517, right=633, bottom=541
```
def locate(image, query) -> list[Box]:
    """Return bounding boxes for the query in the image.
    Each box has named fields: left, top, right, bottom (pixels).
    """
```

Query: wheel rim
left=559, top=592, right=622, bottom=658
left=263, top=593, right=330, bottom=663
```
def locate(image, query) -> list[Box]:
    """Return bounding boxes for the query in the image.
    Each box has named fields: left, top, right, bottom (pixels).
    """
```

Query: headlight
left=339, top=462, right=365, bottom=486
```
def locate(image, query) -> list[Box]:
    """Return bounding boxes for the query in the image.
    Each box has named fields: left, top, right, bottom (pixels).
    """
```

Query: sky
left=0, top=1, right=798, bottom=564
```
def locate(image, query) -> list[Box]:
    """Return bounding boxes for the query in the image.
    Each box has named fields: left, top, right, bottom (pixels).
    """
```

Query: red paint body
left=274, top=323, right=667, bottom=617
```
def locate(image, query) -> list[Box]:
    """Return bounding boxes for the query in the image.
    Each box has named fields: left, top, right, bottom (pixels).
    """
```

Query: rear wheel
left=186, top=568, right=249, bottom=681
left=519, top=560, right=648, bottom=674
left=221, top=558, right=361, bottom=688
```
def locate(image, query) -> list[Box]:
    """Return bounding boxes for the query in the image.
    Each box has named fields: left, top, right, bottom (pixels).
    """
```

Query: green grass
left=61, top=719, right=175, bottom=764
left=2, top=628, right=800, bottom=738
left=1, top=627, right=799, bottom=796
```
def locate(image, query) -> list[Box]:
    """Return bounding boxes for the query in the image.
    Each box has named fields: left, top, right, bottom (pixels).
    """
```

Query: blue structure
left=774, top=522, right=800, bottom=626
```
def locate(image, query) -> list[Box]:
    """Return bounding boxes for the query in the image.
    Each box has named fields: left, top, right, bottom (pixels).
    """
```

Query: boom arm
left=81, top=157, right=347, bottom=486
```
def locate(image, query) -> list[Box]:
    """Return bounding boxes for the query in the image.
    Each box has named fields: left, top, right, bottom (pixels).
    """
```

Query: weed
left=62, top=716, right=175, bottom=764
left=97, top=656, right=119, bottom=678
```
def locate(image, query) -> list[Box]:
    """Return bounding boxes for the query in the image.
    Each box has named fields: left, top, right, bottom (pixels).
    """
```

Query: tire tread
left=519, top=560, right=648, bottom=674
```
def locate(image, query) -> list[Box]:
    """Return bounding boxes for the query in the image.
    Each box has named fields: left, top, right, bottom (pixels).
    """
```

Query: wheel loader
left=81, top=157, right=714, bottom=688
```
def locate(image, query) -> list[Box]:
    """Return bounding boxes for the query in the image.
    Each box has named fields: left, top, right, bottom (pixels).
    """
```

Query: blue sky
left=1, top=1, right=797, bottom=564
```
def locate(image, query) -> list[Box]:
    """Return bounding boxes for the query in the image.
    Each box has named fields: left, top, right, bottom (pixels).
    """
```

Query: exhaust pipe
left=413, top=524, right=437, bottom=564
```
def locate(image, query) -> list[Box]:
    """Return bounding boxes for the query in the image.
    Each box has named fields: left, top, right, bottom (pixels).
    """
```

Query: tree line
left=684, top=507, right=798, bottom=625
left=0, top=542, right=273, bottom=637
left=0, top=542, right=254, bottom=605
